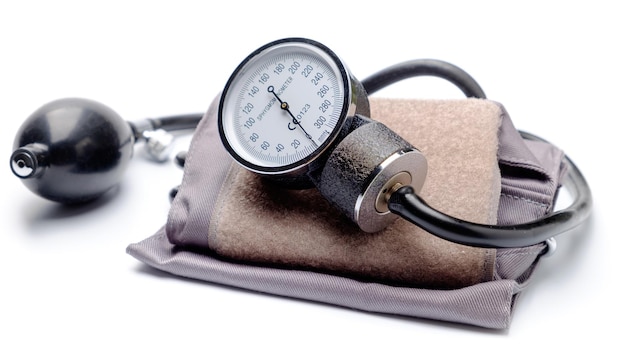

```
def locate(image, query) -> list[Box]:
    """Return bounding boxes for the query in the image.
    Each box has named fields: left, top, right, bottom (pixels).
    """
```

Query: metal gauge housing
left=218, top=38, right=369, bottom=184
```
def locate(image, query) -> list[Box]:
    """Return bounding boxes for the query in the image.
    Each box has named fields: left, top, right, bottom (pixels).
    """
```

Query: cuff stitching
left=500, top=193, right=549, bottom=209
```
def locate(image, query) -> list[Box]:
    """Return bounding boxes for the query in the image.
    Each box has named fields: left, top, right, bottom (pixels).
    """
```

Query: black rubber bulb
left=10, top=98, right=134, bottom=204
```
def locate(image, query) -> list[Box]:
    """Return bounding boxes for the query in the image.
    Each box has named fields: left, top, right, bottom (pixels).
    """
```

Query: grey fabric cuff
left=126, top=97, right=564, bottom=329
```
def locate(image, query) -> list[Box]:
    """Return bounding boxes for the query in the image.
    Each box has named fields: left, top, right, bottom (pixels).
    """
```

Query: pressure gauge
left=218, top=38, right=369, bottom=182
left=219, top=37, right=427, bottom=233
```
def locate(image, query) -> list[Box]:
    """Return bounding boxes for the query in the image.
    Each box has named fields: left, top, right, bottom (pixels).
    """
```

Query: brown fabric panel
left=208, top=98, right=503, bottom=289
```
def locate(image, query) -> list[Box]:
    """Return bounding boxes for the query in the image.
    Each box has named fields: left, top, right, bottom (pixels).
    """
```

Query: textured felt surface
left=208, top=98, right=503, bottom=289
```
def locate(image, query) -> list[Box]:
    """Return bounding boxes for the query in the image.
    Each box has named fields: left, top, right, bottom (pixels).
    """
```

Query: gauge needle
left=267, top=86, right=315, bottom=144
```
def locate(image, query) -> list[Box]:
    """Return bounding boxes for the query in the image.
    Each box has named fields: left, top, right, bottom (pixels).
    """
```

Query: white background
left=1, top=1, right=622, bottom=350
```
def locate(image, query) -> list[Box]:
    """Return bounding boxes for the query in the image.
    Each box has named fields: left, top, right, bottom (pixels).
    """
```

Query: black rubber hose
left=361, top=59, right=487, bottom=98
left=388, top=132, right=593, bottom=248
left=149, top=113, right=204, bottom=132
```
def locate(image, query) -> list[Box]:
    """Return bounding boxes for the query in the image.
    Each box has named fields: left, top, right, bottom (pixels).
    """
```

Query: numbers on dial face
left=220, top=41, right=348, bottom=173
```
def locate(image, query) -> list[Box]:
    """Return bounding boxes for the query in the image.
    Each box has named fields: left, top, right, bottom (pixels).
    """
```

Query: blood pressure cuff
left=127, top=95, right=565, bottom=329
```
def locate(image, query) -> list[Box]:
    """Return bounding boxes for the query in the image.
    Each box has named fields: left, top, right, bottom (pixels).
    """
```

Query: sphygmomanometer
left=10, top=38, right=593, bottom=328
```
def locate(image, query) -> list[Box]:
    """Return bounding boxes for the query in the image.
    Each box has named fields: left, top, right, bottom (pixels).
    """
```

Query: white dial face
left=219, top=38, right=349, bottom=174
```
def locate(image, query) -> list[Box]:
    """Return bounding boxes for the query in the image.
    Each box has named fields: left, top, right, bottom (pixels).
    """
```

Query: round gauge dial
left=218, top=38, right=352, bottom=175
